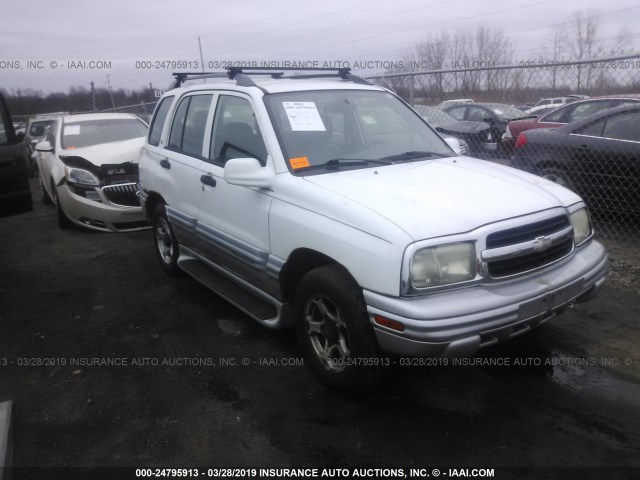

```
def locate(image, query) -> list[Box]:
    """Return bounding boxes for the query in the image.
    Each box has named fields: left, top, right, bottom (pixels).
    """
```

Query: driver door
left=195, top=94, right=275, bottom=295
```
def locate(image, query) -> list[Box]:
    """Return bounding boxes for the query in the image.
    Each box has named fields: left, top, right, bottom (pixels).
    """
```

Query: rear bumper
left=365, top=240, right=608, bottom=357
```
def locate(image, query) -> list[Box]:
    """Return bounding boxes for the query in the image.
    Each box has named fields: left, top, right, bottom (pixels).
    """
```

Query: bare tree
left=564, top=10, right=603, bottom=90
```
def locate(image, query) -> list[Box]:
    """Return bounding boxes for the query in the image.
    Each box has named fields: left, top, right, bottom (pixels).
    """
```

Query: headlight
left=65, top=166, right=99, bottom=186
left=570, top=208, right=592, bottom=245
left=410, top=242, right=476, bottom=288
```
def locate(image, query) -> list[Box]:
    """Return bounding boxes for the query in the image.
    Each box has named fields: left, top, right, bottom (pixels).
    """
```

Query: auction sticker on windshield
left=64, top=125, right=80, bottom=135
left=283, top=102, right=326, bottom=131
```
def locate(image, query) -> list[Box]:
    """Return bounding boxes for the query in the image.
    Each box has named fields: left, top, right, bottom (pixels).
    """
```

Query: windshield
left=264, top=90, right=453, bottom=173
left=61, top=118, right=148, bottom=149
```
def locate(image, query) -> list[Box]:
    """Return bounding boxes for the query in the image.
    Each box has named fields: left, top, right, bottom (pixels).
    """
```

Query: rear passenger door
left=158, top=92, right=215, bottom=249
left=196, top=94, right=275, bottom=295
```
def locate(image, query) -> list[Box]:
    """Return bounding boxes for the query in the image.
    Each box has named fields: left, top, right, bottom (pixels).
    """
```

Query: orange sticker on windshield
left=289, top=156, right=310, bottom=169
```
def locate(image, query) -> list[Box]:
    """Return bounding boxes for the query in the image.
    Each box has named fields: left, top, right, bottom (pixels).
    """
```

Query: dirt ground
left=0, top=180, right=639, bottom=479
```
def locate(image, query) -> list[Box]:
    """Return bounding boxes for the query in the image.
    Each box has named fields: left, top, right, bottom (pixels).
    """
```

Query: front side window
left=29, top=120, right=52, bottom=137
left=209, top=95, right=267, bottom=166
left=264, top=90, right=453, bottom=174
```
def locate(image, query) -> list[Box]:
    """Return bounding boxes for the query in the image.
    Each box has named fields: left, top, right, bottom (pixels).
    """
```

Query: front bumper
left=57, top=183, right=148, bottom=232
left=365, top=239, right=608, bottom=357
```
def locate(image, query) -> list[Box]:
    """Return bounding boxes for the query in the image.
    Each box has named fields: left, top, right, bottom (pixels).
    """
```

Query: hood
left=302, top=157, right=581, bottom=241
left=60, top=137, right=145, bottom=166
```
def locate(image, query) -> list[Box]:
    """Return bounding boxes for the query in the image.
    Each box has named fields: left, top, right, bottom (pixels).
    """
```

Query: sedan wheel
left=52, top=181, right=73, bottom=229
left=39, top=176, right=52, bottom=205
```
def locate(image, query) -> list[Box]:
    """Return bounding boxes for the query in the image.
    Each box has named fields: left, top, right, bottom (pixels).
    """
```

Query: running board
left=177, top=248, right=288, bottom=329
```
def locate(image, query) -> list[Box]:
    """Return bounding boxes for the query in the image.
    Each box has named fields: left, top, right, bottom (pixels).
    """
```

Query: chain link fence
left=367, top=53, right=640, bottom=244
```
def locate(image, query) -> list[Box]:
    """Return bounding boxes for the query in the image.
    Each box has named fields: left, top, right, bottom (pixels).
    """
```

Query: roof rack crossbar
left=171, top=71, right=228, bottom=88
left=169, top=67, right=372, bottom=89
left=288, top=73, right=371, bottom=85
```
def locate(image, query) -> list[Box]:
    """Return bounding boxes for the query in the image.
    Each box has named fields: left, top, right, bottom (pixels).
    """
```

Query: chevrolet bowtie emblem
left=532, top=235, right=553, bottom=252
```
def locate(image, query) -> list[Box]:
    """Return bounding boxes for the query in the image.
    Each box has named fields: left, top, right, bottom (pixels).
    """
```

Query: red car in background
left=503, top=96, right=640, bottom=152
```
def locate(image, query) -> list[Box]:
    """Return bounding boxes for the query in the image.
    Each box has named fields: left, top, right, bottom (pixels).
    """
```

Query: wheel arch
left=279, top=248, right=358, bottom=304
left=143, top=191, right=166, bottom=220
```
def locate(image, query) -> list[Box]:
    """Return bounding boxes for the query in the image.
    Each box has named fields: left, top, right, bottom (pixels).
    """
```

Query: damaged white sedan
left=35, top=113, right=149, bottom=232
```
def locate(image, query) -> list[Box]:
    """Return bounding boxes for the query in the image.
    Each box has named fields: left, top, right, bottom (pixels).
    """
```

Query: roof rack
left=170, top=67, right=371, bottom=89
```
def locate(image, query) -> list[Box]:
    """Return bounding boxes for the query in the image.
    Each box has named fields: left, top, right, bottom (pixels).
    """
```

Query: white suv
left=139, top=69, right=608, bottom=393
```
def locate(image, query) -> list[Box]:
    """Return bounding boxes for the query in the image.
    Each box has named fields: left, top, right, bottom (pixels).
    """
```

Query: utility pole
left=198, top=37, right=206, bottom=83
left=106, top=75, right=116, bottom=110
left=90, top=82, right=97, bottom=112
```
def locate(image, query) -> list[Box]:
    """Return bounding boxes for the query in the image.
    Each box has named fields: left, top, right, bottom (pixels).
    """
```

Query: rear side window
left=148, top=96, right=174, bottom=146
left=167, top=94, right=213, bottom=157
left=602, top=111, right=640, bottom=142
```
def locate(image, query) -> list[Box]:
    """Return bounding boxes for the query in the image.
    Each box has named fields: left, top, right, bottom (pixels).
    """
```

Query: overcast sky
left=1, top=0, right=639, bottom=94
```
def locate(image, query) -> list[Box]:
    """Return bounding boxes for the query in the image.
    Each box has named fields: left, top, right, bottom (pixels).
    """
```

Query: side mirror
left=444, top=137, right=462, bottom=155
left=35, top=141, right=53, bottom=152
left=16, top=131, right=25, bottom=142
left=224, top=157, right=275, bottom=189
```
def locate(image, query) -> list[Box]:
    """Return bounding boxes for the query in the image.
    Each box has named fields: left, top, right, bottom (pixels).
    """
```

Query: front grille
left=484, top=214, right=574, bottom=278
left=102, top=183, right=140, bottom=207
left=487, top=240, right=573, bottom=277
left=487, top=215, right=570, bottom=248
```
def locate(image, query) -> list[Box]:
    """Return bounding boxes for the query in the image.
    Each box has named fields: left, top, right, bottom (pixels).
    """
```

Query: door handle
left=160, top=159, right=171, bottom=169
left=200, top=174, right=216, bottom=187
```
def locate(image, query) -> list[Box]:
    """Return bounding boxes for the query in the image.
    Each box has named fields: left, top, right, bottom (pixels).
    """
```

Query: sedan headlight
left=410, top=242, right=476, bottom=288
left=65, top=166, right=100, bottom=186
left=570, top=208, right=592, bottom=245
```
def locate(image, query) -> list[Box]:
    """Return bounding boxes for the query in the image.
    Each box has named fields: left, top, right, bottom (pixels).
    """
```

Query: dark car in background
left=503, top=97, right=640, bottom=153
left=512, top=104, right=640, bottom=217
left=414, top=105, right=496, bottom=158
left=0, top=93, right=32, bottom=218
left=441, top=102, right=527, bottom=153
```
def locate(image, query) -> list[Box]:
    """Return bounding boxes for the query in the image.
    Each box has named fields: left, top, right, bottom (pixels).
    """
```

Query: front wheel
left=295, top=265, right=388, bottom=395
left=152, top=204, right=182, bottom=276
left=52, top=182, right=73, bottom=229
left=39, top=176, right=52, bottom=205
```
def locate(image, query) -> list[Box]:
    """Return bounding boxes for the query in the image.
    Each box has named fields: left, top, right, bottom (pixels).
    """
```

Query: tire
left=39, top=176, right=52, bottom=205
left=152, top=204, right=183, bottom=276
left=294, top=264, right=388, bottom=395
left=52, top=181, right=73, bottom=229
left=539, top=168, right=575, bottom=191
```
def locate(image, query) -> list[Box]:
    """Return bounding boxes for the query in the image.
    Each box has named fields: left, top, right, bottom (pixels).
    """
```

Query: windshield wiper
left=296, top=158, right=394, bottom=172
left=380, top=151, right=447, bottom=162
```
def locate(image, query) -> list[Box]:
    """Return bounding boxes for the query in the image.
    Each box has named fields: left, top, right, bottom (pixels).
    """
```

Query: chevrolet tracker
left=139, top=68, right=608, bottom=393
